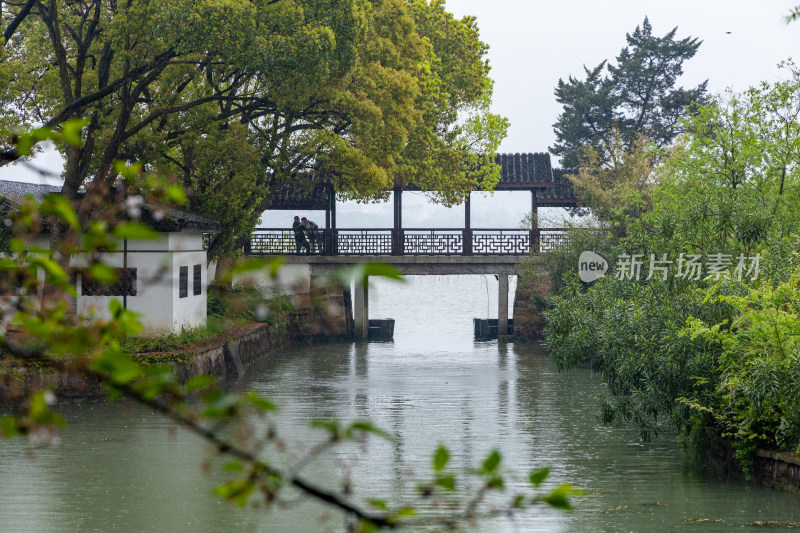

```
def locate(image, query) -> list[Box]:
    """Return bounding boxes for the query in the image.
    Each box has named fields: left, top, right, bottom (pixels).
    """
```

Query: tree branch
left=0, top=338, right=396, bottom=528
left=3, top=0, right=37, bottom=42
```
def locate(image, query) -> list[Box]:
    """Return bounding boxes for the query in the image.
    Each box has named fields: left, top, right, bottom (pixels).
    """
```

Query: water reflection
left=1, top=276, right=799, bottom=532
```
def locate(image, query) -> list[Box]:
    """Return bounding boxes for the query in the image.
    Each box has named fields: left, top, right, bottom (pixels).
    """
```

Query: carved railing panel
left=335, top=230, right=393, bottom=255
left=248, top=231, right=296, bottom=255
left=246, top=228, right=581, bottom=256
left=403, top=230, right=462, bottom=255
left=471, top=230, right=530, bottom=255
left=538, top=229, right=573, bottom=252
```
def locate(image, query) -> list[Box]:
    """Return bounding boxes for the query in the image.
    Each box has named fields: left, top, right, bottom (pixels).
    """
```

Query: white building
left=0, top=180, right=219, bottom=335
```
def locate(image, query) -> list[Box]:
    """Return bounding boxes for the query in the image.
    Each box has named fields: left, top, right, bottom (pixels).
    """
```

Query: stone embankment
left=705, top=429, right=800, bottom=493
left=3, top=280, right=354, bottom=400
left=3, top=321, right=295, bottom=400
left=511, top=267, right=551, bottom=341
left=172, top=322, right=291, bottom=381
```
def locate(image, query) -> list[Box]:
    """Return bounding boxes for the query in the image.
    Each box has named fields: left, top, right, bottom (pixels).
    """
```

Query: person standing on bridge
left=293, top=216, right=310, bottom=254
left=302, top=217, right=320, bottom=254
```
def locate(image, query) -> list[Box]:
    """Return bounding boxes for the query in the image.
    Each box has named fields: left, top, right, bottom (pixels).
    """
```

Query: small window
left=193, top=264, right=202, bottom=296
left=82, top=268, right=137, bottom=297
left=179, top=266, right=188, bottom=298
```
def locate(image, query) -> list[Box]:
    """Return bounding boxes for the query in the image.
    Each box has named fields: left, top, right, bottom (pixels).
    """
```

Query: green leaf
left=14, top=126, right=51, bottom=156
left=165, top=185, right=187, bottom=204
left=202, top=390, right=240, bottom=418
left=108, top=298, right=122, bottom=317
left=0, top=415, right=19, bottom=438
left=41, top=194, right=79, bottom=230
left=368, top=499, right=387, bottom=510
left=113, top=161, right=142, bottom=180
left=267, top=257, right=286, bottom=278
left=487, top=475, right=504, bottom=489
left=482, top=449, right=501, bottom=474
left=60, top=119, right=87, bottom=146
left=227, top=258, right=277, bottom=279
left=214, top=478, right=254, bottom=507
left=223, top=461, right=244, bottom=473
left=310, top=419, right=340, bottom=438
left=29, top=256, right=68, bottom=284
left=434, top=474, right=456, bottom=491
left=543, top=484, right=578, bottom=510
left=529, top=466, right=550, bottom=487
left=433, top=445, right=450, bottom=471
left=323, top=263, right=406, bottom=289
left=15, top=133, right=35, bottom=157
left=93, top=350, right=141, bottom=385
left=361, top=263, right=405, bottom=282
left=29, top=390, right=51, bottom=419
left=513, top=494, right=526, bottom=508
left=89, top=263, right=118, bottom=284
left=244, top=391, right=278, bottom=412
left=357, top=520, right=379, bottom=533
left=347, top=421, right=392, bottom=441
left=113, top=222, right=160, bottom=240
left=185, top=375, right=216, bottom=392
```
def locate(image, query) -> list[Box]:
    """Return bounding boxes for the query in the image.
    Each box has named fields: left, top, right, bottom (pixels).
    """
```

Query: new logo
left=578, top=251, right=608, bottom=283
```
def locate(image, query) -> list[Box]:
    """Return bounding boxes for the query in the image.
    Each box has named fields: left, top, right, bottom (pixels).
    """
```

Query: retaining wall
left=705, top=430, right=800, bottom=493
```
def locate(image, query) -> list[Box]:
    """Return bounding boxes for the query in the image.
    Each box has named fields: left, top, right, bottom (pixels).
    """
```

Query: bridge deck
left=282, top=254, right=526, bottom=275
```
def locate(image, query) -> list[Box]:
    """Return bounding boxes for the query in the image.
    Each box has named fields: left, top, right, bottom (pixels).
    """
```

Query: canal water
left=1, top=276, right=799, bottom=532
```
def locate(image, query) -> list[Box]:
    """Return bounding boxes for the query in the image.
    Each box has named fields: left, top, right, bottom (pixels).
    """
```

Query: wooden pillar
left=530, top=190, right=539, bottom=254
left=329, top=186, right=337, bottom=255
left=354, top=279, right=369, bottom=339
left=392, top=187, right=403, bottom=256
left=393, top=187, right=403, bottom=229
left=330, top=186, right=337, bottom=229
left=498, top=274, right=509, bottom=339
left=463, top=192, right=472, bottom=255
left=465, top=193, right=471, bottom=228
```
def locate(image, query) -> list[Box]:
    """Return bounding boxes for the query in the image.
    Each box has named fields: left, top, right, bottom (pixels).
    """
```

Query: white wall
left=171, top=250, right=207, bottom=332
left=76, top=231, right=208, bottom=336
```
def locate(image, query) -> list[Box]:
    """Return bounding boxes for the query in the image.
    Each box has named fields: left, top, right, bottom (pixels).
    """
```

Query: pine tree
left=551, top=17, right=707, bottom=168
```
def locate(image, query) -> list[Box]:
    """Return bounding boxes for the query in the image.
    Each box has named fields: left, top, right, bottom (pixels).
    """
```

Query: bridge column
left=392, top=187, right=403, bottom=256
left=354, top=279, right=369, bottom=339
left=530, top=190, right=539, bottom=254
left=498, top=274, right=509, bottom=339
left=329, top=186, right=337, bottom=255
left=463, top=192, right=472, bottom=256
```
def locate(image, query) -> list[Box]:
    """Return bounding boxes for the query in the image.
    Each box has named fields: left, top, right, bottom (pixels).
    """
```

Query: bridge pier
left=498, top=274, right=510, bottom=340
left=354, top=279, right=369, bottom=339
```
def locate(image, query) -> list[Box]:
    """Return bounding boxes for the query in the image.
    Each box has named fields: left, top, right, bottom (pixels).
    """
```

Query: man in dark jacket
left=292, top=216, right=310, bottom=254
left=302, top=217, right=319, bottom=254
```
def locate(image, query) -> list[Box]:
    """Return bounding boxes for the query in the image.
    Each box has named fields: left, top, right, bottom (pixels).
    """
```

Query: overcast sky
left=3, top=1, right=799, bottom=228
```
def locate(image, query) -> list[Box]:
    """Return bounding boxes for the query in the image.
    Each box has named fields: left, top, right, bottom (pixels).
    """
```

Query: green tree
left=566, top=132, right=657, bottom=238
left=0, top=126, right=577, bottom=530
left=551, top=17, right=706, bottom=168
left=0, top=0, right=507, bottom=261
left=543, top=67, right=800, bottom=472
left=0, top=0, right=36, bottom=44
left=396, top=0, right=509, bottom=205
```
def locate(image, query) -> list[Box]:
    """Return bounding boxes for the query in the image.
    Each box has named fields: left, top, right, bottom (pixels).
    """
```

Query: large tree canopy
left=0, top=0, right=507, bottom=259
left=551, top=17, right=707, bottom=168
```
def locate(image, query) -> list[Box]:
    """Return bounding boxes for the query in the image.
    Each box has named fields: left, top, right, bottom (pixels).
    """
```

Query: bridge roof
left=269, top=153, right=578, bottom=209
left=495, top=153, right=552, bottom=188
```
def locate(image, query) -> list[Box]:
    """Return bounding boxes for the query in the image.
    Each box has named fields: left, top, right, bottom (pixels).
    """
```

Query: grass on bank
left=121, top=283, right=293, bottom=361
